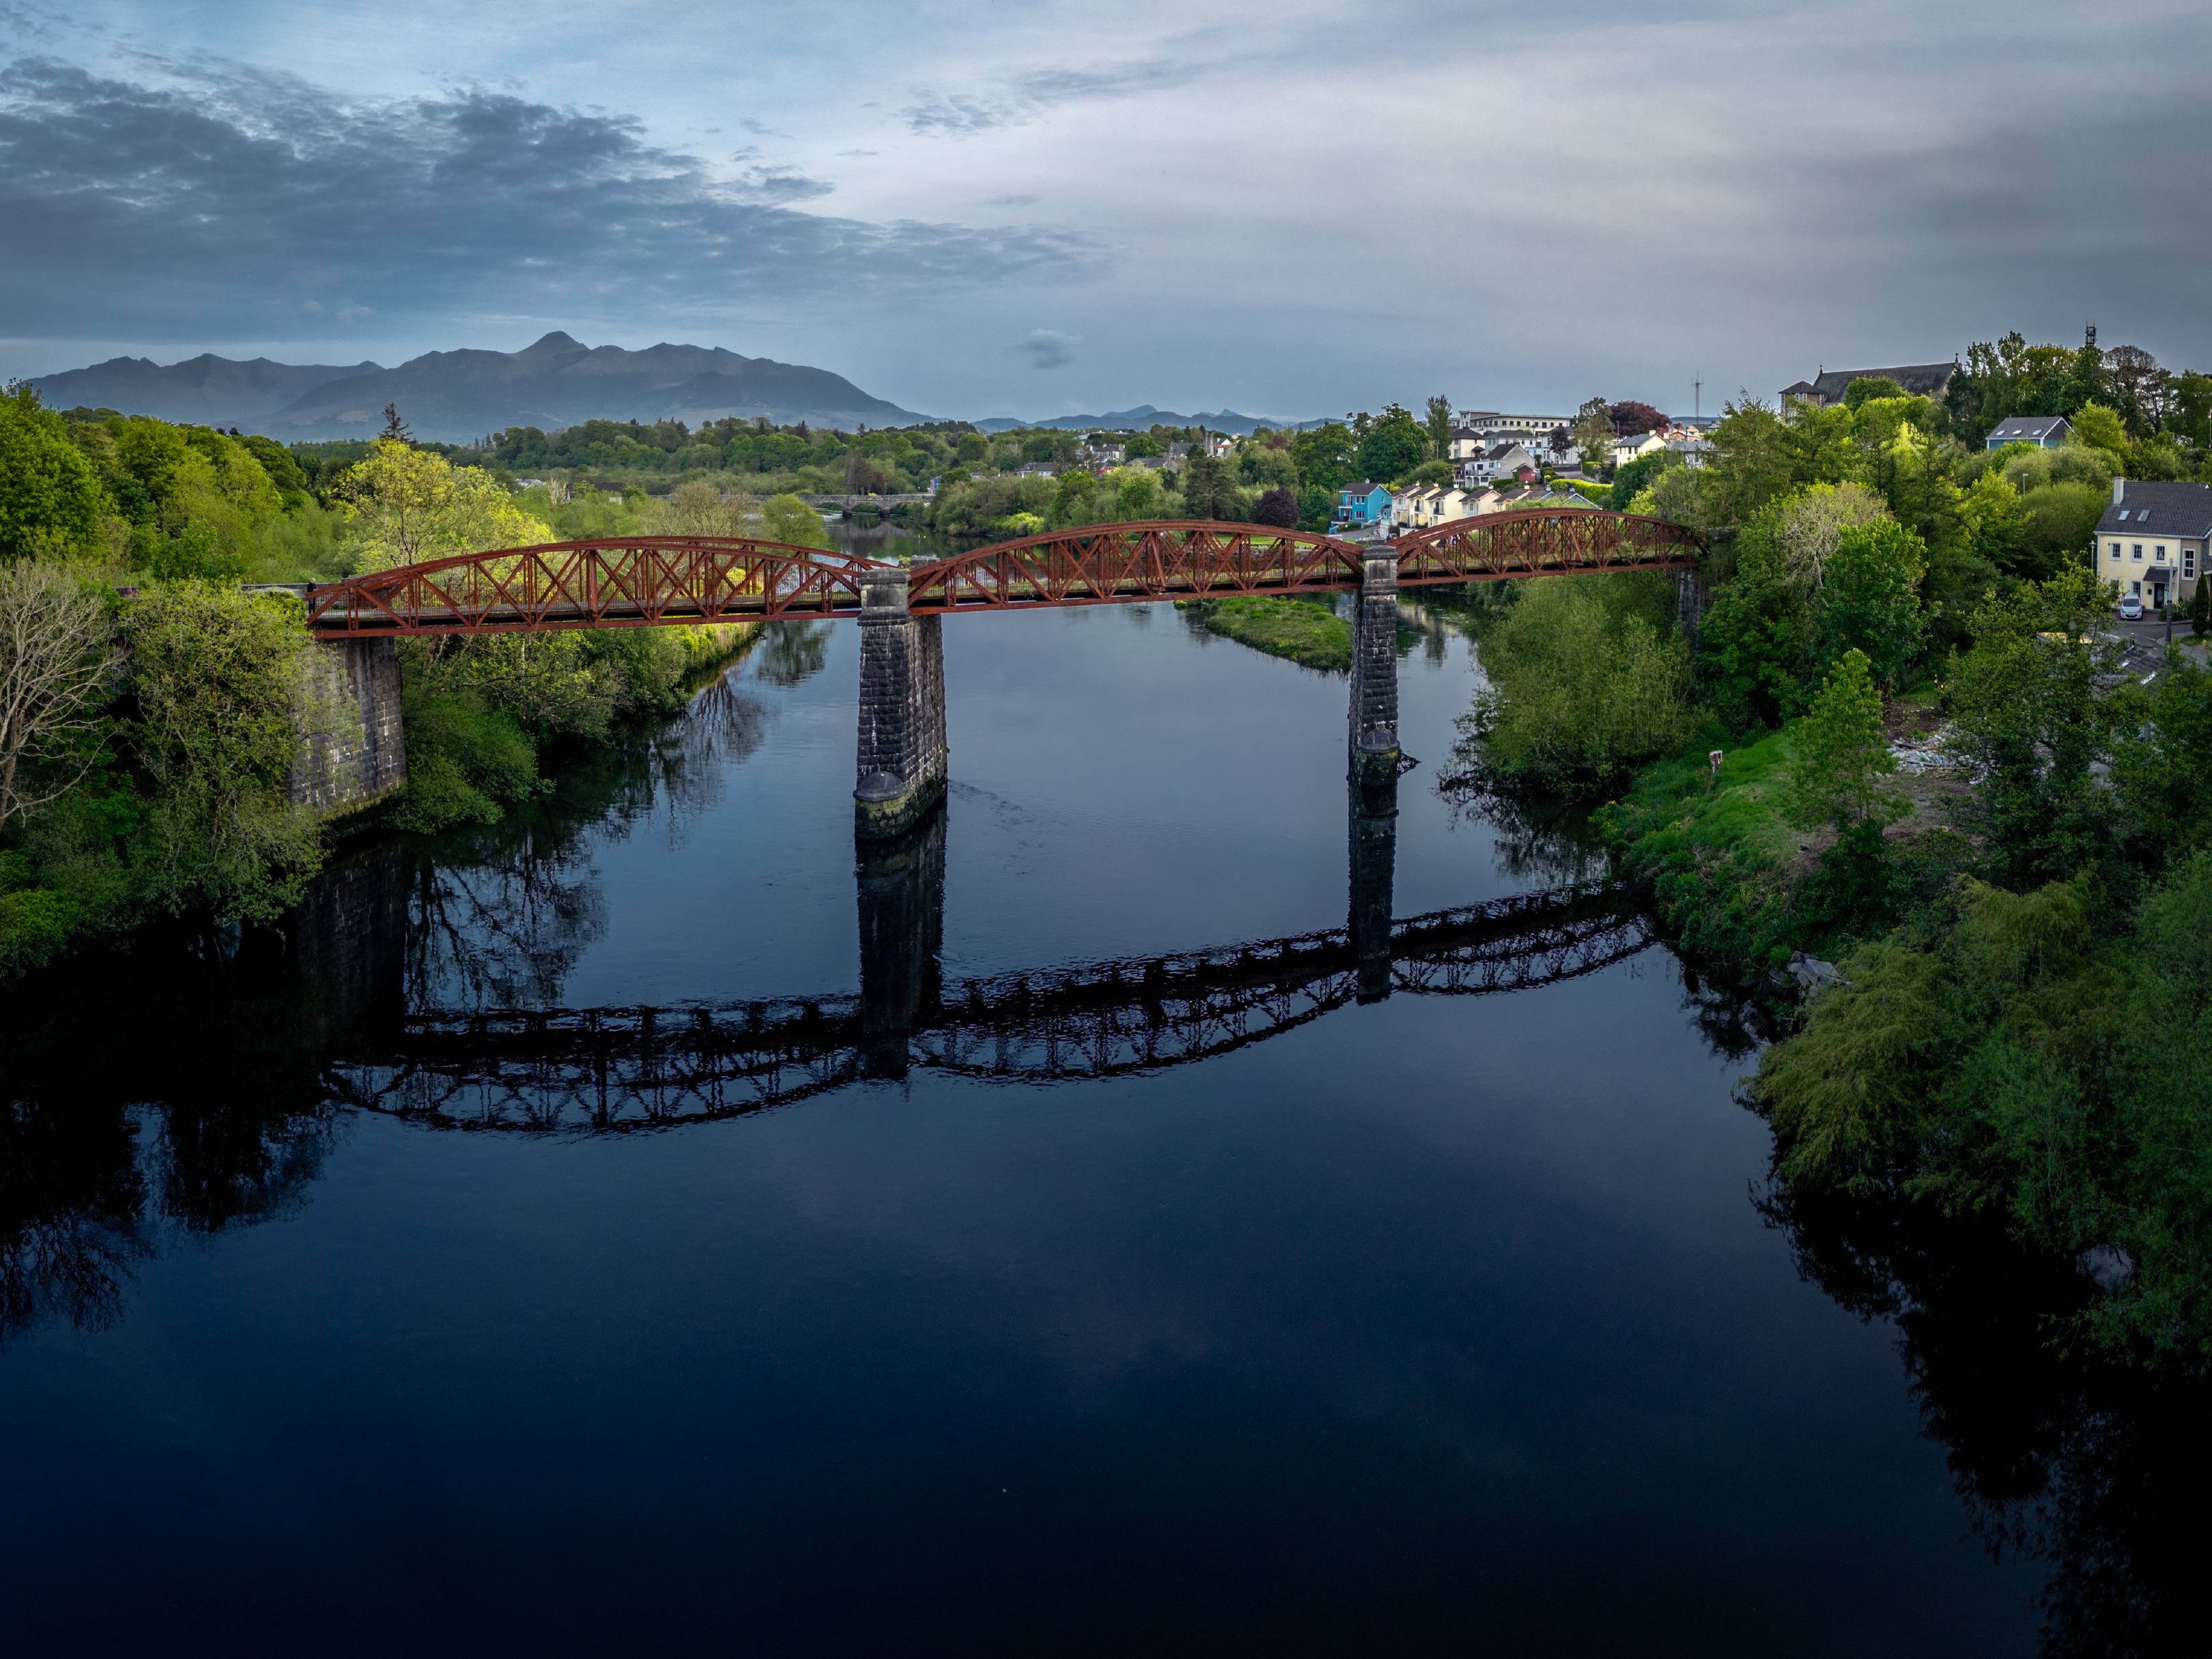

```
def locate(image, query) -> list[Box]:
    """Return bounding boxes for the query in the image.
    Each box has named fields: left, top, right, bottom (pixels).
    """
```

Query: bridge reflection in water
left=329, top=781, right=1650, bottom=1134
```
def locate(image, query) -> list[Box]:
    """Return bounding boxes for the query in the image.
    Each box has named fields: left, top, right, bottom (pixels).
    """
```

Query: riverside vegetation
left=1447, top=337, right=2212, bottom=1365
left=0, top=386, right=778, bottom=976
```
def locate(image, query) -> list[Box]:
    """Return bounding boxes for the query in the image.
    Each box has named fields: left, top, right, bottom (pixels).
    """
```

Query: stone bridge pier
left=855, top=801, right=947, bottom=1077
left=1349, top=778, right=1398, bottom=1004
left=289, top=634, right=408, bottom=817
left=853, top=566, right=949, bottom=840
left=1348, top=545, right=1401, bottom=793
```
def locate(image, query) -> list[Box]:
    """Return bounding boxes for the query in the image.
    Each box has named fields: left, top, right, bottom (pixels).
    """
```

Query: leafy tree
left=1947, top=566, right=2121, bottom=886
left=1355, top=404, right=1428, bottom=484
left=1049, top=468, right=1101, bottom=527
left=2067, top=401, right=2128, bottom=457
left=1772, top=481, right=1887, bottom=592
left=2101, top=344, right=2169, bottom=434
left=1817, top=519, right=1925, bottom=686
left=124, top=583, right=324, bottom=922
left=1180, top=451, right=1240, bottom=519
left=0, top=385, right=105, bottom=561
left=1295, top=485, right=1335, bottom=532
left=379, top=403, right=412, bottom=444
left=1572, top=397, right=1616, bottom=472
left=2016, top=481, right=2107, bottom=580
left=337, top=440, right=554, bottom=571
left=237, top=434, right=310, bottom=509
left=1697, top=398, right=1796, bottom=534
left=1610, top=401, right=1666, bottom=435
left=1451, top=575, right=1692, bottom=792
left=762, top=493, right=830, bottom=550
left=1608, top=450, right=1679, bottom=511
left=1841, top=376, right=1908, bottom=410
left=2168, top=372, right=2212, bottom=451
left=1423, top=395, right=1454, bottom=462
left=2109, top=655, right=2212, bottom=863
left=0, top=561, right=116, bottom=833
left=2192, top=577, right=2211, bottom=636
left=1785, top=649, right=1902, bottom=834
left=1290, top=422, right=1357, bottom=496
left=1251, top=487, right=1298, bottom=528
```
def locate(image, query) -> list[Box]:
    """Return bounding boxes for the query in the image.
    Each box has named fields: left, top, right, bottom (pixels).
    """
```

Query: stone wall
left=1347, top=549, right=1401, bottom=788
left=290, top=636, right=408, bottom=817
left=854, top=567, right=948, bottom=839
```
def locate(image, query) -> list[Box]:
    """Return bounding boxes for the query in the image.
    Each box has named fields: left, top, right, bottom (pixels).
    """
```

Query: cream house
left=2096, top=479, right=2211, bottom=610
left=1611, top=430, right=1668, bottom=468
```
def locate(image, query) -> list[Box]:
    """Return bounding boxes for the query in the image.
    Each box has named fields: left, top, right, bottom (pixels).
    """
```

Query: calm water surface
left=1, top=577, right=2183, bottom=1653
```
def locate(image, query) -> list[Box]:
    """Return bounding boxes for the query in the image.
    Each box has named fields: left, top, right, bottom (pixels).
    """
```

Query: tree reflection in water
left=1761, top=1176, right=2212, bottom=1652
left=752, top=620, right=831, bottom=690
left=5, top=621, right=2211, bottom=1645
left=406, top=655, right=773, bottom=1009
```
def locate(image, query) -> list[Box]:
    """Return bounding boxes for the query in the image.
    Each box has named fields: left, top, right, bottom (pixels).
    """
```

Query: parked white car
left=2118, top=593, right=2144, bottom=621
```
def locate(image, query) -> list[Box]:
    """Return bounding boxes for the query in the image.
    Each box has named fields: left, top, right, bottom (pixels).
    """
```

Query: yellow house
left=2096, top=479, right=2210, bottom=610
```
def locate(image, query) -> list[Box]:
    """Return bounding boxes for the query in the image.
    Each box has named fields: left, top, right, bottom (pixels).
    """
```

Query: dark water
left=3, top=594, right=2201, bottom=1654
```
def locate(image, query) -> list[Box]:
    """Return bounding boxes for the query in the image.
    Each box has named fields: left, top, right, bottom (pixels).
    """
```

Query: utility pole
left=1693, top=376, right=1702, bottom=423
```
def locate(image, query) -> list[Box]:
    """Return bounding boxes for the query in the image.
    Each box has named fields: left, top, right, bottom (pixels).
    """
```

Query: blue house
left=1337, top=480, right=1391, bottom=526
left=1985, top=414, right=2071, bottom=450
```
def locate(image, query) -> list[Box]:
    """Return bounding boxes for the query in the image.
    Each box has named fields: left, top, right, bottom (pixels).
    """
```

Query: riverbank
left=1174, top=595, right=1353, bottom=672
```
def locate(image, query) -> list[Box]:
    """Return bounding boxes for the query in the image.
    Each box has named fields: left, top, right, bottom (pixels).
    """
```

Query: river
left=1, top=555, right=2192, bottom=1653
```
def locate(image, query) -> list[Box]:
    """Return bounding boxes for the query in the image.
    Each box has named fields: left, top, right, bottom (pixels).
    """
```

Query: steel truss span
left=326, top=884, right=1650, bottom=1135
left=300, top=515, right=1701, bottom=637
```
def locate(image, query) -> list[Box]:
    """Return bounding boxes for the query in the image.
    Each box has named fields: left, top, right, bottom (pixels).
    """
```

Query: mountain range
left=974, top=406, right=1295, bottom=435
left=31, top=332, right=931, bottom=442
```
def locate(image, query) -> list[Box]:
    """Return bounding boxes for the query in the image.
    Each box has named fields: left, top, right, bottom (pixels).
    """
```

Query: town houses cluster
left=1331, top=405, right=1715, bottom=537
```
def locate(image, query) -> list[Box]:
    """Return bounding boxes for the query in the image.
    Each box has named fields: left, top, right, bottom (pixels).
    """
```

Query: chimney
left=2114, top=477, right=2126, bottom=505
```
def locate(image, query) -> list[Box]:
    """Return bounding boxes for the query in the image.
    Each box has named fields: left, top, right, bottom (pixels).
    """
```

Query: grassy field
left=1176, top=595, right=1353, bottom=672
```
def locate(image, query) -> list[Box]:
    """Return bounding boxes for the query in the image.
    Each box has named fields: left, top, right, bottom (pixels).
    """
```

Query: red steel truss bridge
left=324, top=881, right=1650, bottom=1136
left=300, top=513, right=1702, bottom=637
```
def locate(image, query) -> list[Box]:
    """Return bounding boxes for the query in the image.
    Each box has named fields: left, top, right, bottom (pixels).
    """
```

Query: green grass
left=1598, top=727, right=1808, bottom=974
left=1176, top=595, right=1353, bottom=673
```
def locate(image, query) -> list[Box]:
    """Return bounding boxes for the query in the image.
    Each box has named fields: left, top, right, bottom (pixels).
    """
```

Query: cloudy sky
left=3, top=0, right=2207, bottom=421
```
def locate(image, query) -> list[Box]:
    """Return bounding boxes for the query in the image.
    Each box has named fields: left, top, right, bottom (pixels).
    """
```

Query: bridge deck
left=299, top=515, right=1701, bottom=637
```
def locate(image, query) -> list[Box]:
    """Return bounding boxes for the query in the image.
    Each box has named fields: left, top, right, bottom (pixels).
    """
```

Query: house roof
left=2098, top=481, right=2212, bottom=538
left=1806, top=363, right=1956, bottom=403
left=1344, top=479, right=1385, bottom=496
left=1987, top=414, right=2070, bottom=443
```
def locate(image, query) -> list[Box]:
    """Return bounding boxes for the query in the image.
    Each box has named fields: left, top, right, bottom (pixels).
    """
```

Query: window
left=2187, top=548, right=2198, bottom=579
left=2133, top=544, right=2144, bottom=560
left=2157, top=545, right=2170, bottom=563
left=2111, top=542, right=2123, bottom=559
left=2118, top=509, right=2131, bottom=520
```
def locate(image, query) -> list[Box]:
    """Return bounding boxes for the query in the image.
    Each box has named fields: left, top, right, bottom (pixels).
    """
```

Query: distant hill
left=975, top=406, right=1300, bottom=436
left=28, top=354, right=384, bottom=428
left=32, top=332, right=932, bottom=441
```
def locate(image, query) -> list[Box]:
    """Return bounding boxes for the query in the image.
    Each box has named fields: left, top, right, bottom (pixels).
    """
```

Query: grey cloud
left=0, top=55, right=1097, bottom=344
left=989, top=193, right=1039, bottom=208
left=1022, top=329, right=1075, bottom=370
left=903, top=55, right=1195, bottom=135
left=731, top=164, right=833, bottom=201
left=903, top=92, right=1015, bottom=136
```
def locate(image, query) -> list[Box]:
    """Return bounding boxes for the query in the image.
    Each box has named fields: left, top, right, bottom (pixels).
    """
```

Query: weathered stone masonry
left=1347, top=546, right=1401, bottom=791
left=853, top=565, right=948, bottom=840
left=290, top=636, right=408, bottom=816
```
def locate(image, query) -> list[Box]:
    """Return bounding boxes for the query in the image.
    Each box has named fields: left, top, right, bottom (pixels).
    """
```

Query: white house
left=1200, top=431, right=1236, bottom=459
left=1466, top=441, right=1537, bottom=485
left=1611, top=430, right=1668, bottom=468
